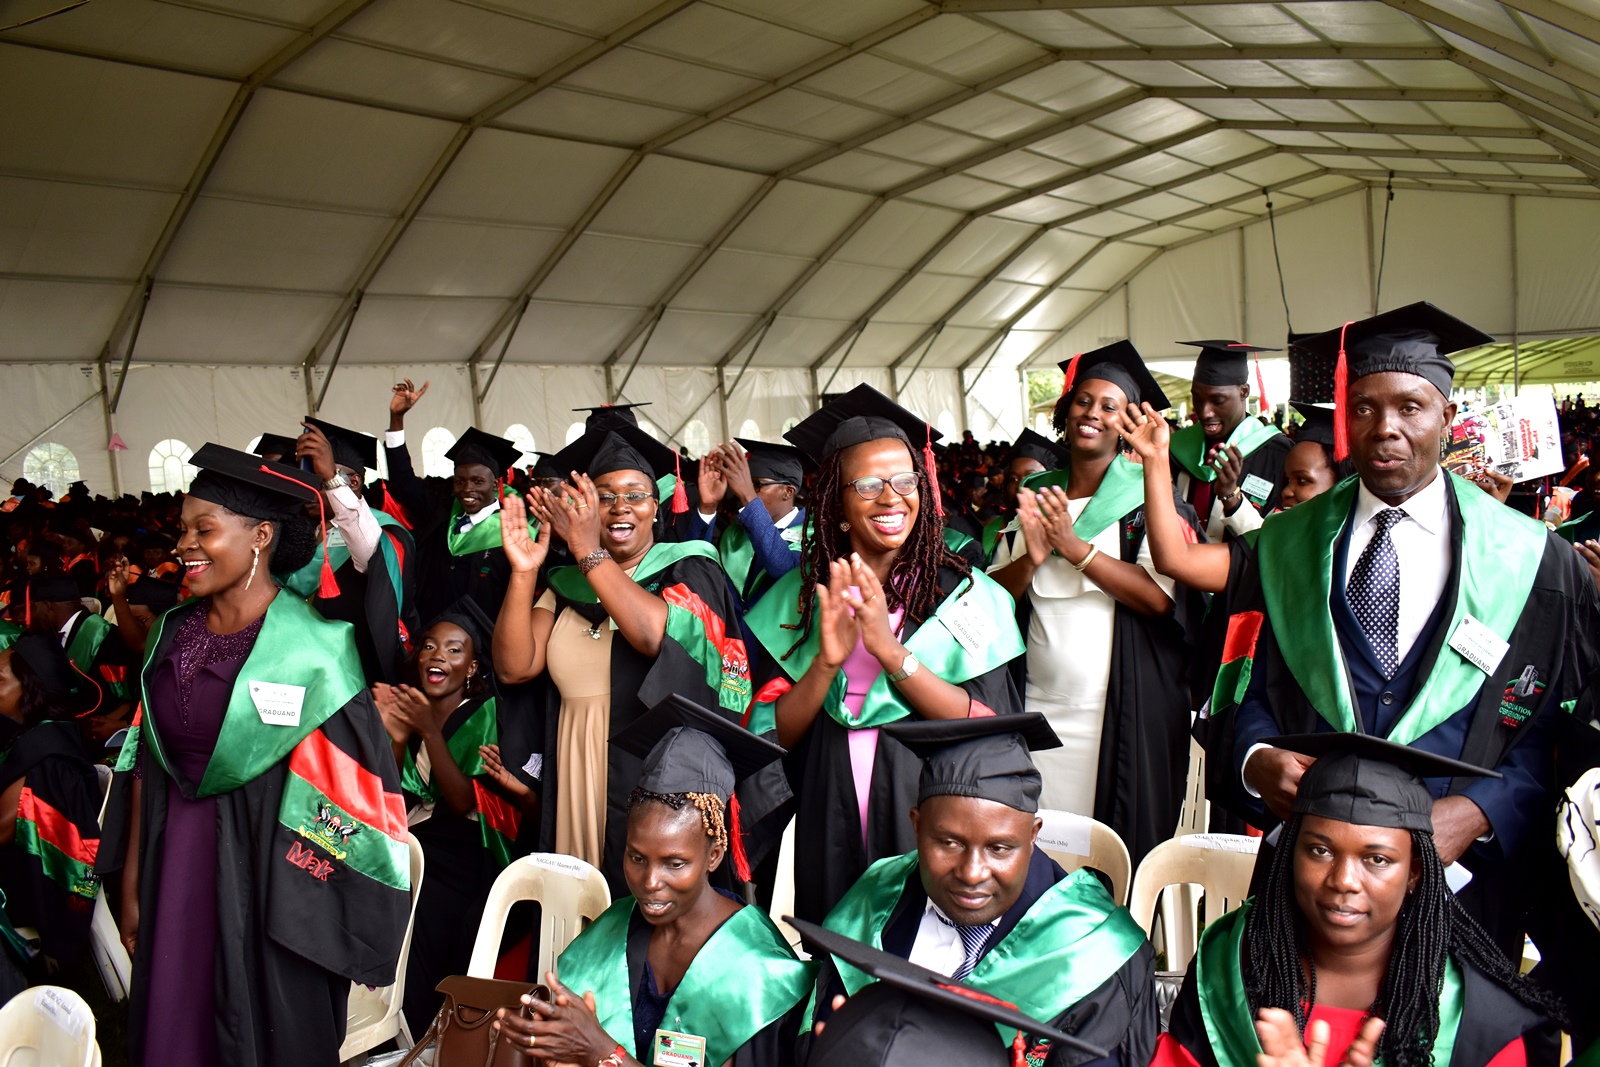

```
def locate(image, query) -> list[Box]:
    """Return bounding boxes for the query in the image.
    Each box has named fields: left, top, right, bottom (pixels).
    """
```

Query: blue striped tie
left=935, top=911, right=992, bottom=981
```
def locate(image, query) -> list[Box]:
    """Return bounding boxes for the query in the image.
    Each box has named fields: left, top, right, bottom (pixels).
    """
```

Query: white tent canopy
left=5, top=0, right=1600, bottom=495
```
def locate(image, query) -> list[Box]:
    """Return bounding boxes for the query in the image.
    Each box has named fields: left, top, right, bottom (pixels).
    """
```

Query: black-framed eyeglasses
left=846, top=472, right=918, bottom=500
left=596, top=491, right=654, bottom=506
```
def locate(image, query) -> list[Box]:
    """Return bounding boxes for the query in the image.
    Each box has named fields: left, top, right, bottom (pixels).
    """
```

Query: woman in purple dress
left=119, top=444, right=410, bottom=1067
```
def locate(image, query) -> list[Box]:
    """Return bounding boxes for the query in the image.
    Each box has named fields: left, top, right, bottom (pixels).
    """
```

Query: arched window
left=504, top=424, right=537, bottom=468
left=420, top=427, right=457, bottom=479
left=682, top=419, right=711, bottom=459
left=638, top=419, right=661, bottom=441
left=937, top=410, right=959, bottom=440
left=781, top=417, right=799, bottom=435
left=738, top=419, right=762, bottom=440
left=565, top=422, right=586, bottom=445
left=245, top=434, right=262, bottom=455
left=149, top=439, right=196, bottom=494
left=24, top=443, right=80, bottom=499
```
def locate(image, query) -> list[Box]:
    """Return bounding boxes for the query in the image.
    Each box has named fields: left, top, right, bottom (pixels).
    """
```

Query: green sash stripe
left=138, top=595, right=367, bottom=797
left=1021, top=454, right=1145, bottom=543
left=0, top=621, right=19, bottom=653
left=559, top=899, right=814, bottom=1066
left=822, top=853, right=1144, bottom=1044
left=719, top=523, right=757, bottom=597
left=279, top=509, right=406, bottom=603
left=13, top=820, right=99, bottom=900
left=744, top=570, right=1023, bottom=731
left=1258, top=474, right=1547, bottom=742
left=113, top=722, right=140, bottom=773
left=546, top=540, right=721, bottom=605
left=446, top=486, right=527, bottom=557
left=66, top=614, right=129, bottom=700
left=279, top=771, right=410, bottom=891
left=399, top=697, right=515, bottom=865
left=661, top=584, right=753, bottom=713
left=1196, top=903, right=1463, bottom=1067
left=1171, top=419, right=1283, bottom=483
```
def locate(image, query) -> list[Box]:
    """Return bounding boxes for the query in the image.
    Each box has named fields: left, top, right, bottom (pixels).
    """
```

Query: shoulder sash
left=1172, top=419, right=1283, bottom=482
left=1020, top=454, right=1145, bottom=543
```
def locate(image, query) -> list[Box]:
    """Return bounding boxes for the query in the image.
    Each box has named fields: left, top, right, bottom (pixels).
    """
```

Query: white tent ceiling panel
left=504, top=303, right=638, bottom=365
left=780, top=260, right=907, bottom=320
left=948, top=280, right=1042, bottom=329
left=337, top=297, right=509, bottom=364
left=965, top=150, right=1078, bottom=191
left=1031, top=288, right=1129, bottom=367
left=796, top=149, right=929, bottom=192
left=1090, top=61, right=1219, bottom=89
left=1027, top=124, right=1139, bottom=168
left=919, top=216, right=1033, bottom=277
left=1515, top=197, right=1600, bottom=332
left=1079, top=6, right=1222, bottom=45
left=744, top=315, right=847, bottom=367
left=920, top=325, right=988, bottom=367
left=818, top=367, right=892, bottom=397
left=132, top=288, right=342, bottom=364
left=0, top=177, right=175, bottom=279
left=1270, top=59, right=1392, bottom=88
left=668, top=120, right=827, bottom=172
left=905, top=173, right=1022, bottom=212
left=1050, top=173, right=1148, bottom=208
left=846, top=322, right=931, bottom=365
left=997, top=229, right=1104, bottom=287
left=0, top=282, right=125, bottom=362
left=1290, top=3, right=1439, bottom=44
left=978, top=11, right=1126, bottom=51
left=155, top=199, right=391, bottom=292
left=366, top=219, right=561, bottom=298
left=1367, top=190, right=1514, bottom=332
left=721, top=181, right=877, bottom=259
left=868, top=122, right=994, bottom=169
left=0, top=363, right=111, bottom=490
left=1241, top=190, right=1370, bottom=341
left=1121, top=191, right=1213, bottom=223
left=1130, top=237, right=1243, bottom=358
left=589, top=156, right=770, bottom=244
left=992, top=193, right=1086, bottom=226
left=640, top=309, right=757, bottom=365
left=632, top=3, right=838, bottom=78
left=722, top=0, right=924, bottom=41
left=495, top=0, right=665, bottom=37
left=205, top=89, right=458, bottom=214
left=873, top=16, right=1046, bottom=82
left=831, top=200, right=964, bottom=270
left=932, top=92, right=1058, bottom=142
left=998, top=63, right=1134, bottom=115
left=871, top=271, right=990, bottom=324
left=3, top=1, right=295, bottom=77
left=495, top=86, right=688, bottom=144
left=1, top=45, right=234, bottom=189
left=532, top=233, right=700, bottom=306
left=800, top=53, right=958, bottom=114
left=1069, top=242, right=1164, bottom=288
left=1015, top=287, right=1117, bottom=334
left=730, top=88, right=887, bottom=144
left=1423, top=101, right=1528, bottom=127
left=274, top=39, right=524, bottom=119
left=419, top=129, right=630, bottom=229
left=1180, top=60, right=1307, bottom=90
left=669, top=248, right=813, bottom=313
left=1094, top=99, right=1212, bottom=143
left=562, top=46, right=761, bottom=113
left=1063, top=209, right=1158, bottom=239
left=340, top=0, right=593, bottom=78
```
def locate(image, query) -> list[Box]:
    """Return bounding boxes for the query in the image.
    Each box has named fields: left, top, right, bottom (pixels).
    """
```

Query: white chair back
left=339, top=833, right=426, bottom=1063
left=467, top=854, right=611, bottom=981
left=1128, top=834, right=1259, bottom=971
left=1175, top=738, right=1208, bottom=836
left=1035, top=809, right=1132, bottom=906
left=0, top=986, right=99, bottom=1067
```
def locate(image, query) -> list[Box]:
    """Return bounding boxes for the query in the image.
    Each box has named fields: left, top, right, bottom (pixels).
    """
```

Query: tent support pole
left=98, top=363, right=121, bottom=497
left=1509, top=195, right=1520, bottom=396
left=817, top=325, right=864, bottom=400
left=611, top=307, right=664, bottom=402
left=468, top=362, right=485, bottom=429
left=108, top=278, right=152, bottom=415
left=717, top=367, right=731, bottom=442
left=475, top=294, right=531, bottom=410
left=1, top=392, right=102, bottom=468
left=312, top=290, right=362, bottom=414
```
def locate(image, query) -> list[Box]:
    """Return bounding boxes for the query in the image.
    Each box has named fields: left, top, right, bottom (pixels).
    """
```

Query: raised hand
left=1016, top=488, right=1052, bottom=566
left=816, top=558, right=861, bottom=670
left=388, top=378, right=429, bottom=428
left=297, top=420, right=337, bottom=483
left=500, top=493, right=549, bottom=575
left=697, top=449, right=728, bottom=511
left=845, top=552, right=898, bottom=661
left=478, top=744, right=531, bottom=798
left=718, top=442, right=758, bottom=505
left=106, top=556, right=131, bottom=599
left=554, top=473, right=603, bottom=558
left=1107, top=402, right=1169, bottom=463
left=1211, top=443, right=1245, bottom=504
left=1471, top=469, right=1514, bottom=504
left=370, top=683, right=411, bottom=746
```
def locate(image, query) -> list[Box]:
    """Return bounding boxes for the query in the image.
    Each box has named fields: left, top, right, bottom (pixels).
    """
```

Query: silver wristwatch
left=323, top=471, right=350, bottom=491
left=888, top=652, right=920, bottom=683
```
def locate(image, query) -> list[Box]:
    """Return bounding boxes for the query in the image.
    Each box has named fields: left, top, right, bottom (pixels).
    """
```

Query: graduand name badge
left=1241, top=473, right=1274, bottom=504
left=651, top=1028, right=708, bottom=1067
left=1446, top=613, right=1509, bottom=676
left=249, top=680, right=306, bottom=727
left=939, top=590, right=1002, bottom=656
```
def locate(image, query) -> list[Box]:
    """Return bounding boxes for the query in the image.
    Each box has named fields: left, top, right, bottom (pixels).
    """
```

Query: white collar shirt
left=1343, top=468, right=1452, bottom=664
left=907, top=898, right=998, bottom=978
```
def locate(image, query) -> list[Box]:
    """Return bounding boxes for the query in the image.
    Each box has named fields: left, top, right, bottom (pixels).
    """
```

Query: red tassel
left=729, top=792, right=752, bottom=885
left=69, top=659, right=104, bottom=719
left=923, top=424, right=942, bottom=518
left=1060, top=353, right=1082, bottom=398
left=379, top=482, right=412, bottom=530
left=1333, top=321, right=1353, bottom=462
left=258, top=464, right=340, bottom=599
left=671, top=454, right=689, bottom=515
left=23, top=585, right=31, bottom=629
left=1013, top=1031, right=1027, bottom=1067
left=1254, top=356, right=1269, bottom=416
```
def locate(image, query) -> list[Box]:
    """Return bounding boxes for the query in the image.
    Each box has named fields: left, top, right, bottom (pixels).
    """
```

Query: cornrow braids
left=785, top=443, right=970, bottom=659
left=1245, top=815, right=1570, bottom=1067
left=625, top=787, right=728, bottom=854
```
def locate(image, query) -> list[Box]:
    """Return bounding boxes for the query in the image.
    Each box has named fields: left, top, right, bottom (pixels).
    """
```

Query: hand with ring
left=844, top=553, right=901, bottom=665
left=491, top=971, right=622, bottom=1064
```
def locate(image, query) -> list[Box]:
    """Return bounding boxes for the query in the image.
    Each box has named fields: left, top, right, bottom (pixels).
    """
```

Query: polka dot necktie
left=1347, top=508, right=1406, bottom=678
left=935, top=911, right=992, bottom=981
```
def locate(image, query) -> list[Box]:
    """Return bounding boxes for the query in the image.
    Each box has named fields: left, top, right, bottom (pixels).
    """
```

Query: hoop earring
left=839, top=520, right=850, bottom=532
left=246, top=544, right=260, bottom=591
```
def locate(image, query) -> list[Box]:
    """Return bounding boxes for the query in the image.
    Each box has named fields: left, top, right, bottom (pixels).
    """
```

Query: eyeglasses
left=596, top=491, right=654, bottom=506
left=846, top=472, right=918, bottom=500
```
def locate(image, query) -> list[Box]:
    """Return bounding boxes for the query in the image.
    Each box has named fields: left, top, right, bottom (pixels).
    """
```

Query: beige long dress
left=534, top=574, right=629, bottom=870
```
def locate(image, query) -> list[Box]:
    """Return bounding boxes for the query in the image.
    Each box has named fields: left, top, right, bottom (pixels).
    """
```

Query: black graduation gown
left=1009, top=492, right=1207, bottom=869
left=382, top=440, right=515, bottom=625
left=1170, top=427, right=1292, bottom=529
left=309, top=520, right=419, bottom=686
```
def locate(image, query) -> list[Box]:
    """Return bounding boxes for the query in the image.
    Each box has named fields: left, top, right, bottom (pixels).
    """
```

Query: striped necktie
left=934, top=910, right=992, bottom=981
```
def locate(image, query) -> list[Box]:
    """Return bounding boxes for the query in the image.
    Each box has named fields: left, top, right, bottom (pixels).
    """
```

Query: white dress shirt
left=907, top=899, right=998, bottom=977
left=57, top=609, right=84, bottom=647
left=325, top=484, right=381, bottom=573
left=1343, top=469, right=1451, bottom=665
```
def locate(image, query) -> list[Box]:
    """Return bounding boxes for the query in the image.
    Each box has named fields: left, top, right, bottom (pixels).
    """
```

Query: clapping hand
left=1015, top=487, right=1052, bottom=566
left=816, top=558, right=861, bottom=671
left=1255, top=1008, right=1383, bottom=1067
left=500, top=494, right=550, bottom=575
left=1033, top=483, right=1087, bottom=562
left=1210, top=444, right=1245, bottom=505
left=478, top=743, right=531, bottom=799
left=716, top=442, right=759, bottom=505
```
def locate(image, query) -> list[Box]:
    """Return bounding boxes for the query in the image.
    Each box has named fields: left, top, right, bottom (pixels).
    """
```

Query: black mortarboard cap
left=188, top=443, right=319, bottom=522
left=305, top=417, right=378, bottom=473
left=530, top=452, right=562, bottom=480
left=1299, top=302, right=1490, bottom=399
left=880, top=713, right=1061, bottom=814
left=252, top=433, right=300, bottom=462
left=1291, top=403, right=1337, bottom=448
left=790, top=917, right=1100, bottom=1067
left=1267, top=734, right=1498, bottom=834
left=1059, top=340, right=1170, bottom=410
left=735, top=439, right=808, bottom=487
left=1006, top=428, right=1070, bottom=472
left=446, top=427, right=521, bottom=480
left=125, top=577, right=182, bottom=611
left=783, top=385, right=940, bottom=466
left=424, top=596, right=496, bottom=678
left=26, top=575, right=82, bottom=604
left=574, top=403, right=649, bottom=432
left=611, top=693, right=786, bottom=807
left=10, top=634, right=100, bottom=716
left=1287, top=331, right=1333, bottom=405
left=550, top=426, right=678, bottom=484
left=1181, top=340, right=1279, bottom=387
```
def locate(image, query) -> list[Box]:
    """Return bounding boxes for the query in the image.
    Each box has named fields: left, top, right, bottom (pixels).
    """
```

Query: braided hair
left=1244, top=813, right=1569, bottom=1067
left=626, top=787, right=729, bottom=857
left=785, top=440, right=970, bottom=658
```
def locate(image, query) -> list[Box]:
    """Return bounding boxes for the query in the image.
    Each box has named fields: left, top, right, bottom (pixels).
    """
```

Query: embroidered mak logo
left=296, top=802, right=362, bottom=859
left=285, top=841, right=335, bottom=881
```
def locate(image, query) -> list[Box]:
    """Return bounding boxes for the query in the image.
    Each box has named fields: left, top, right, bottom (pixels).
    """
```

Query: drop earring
left=246, top=544, right=260, bottom=591
left=839, top=520, right=851, bottom=532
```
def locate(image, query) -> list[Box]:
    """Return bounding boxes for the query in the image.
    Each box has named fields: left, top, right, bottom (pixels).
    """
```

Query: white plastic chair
left=1035, top=809, right=1132, bottom=906
left=1128, top=834, right=1259, bottom=971
left=339, top=834, right=426, bottom=1064
left=0, top=985, right=100, bottom=1067
left=467, top=854, right=611, bottom=981
left=1175, top=738, right=1209, bottom=836
left=767, top=816, right=801, bottom=953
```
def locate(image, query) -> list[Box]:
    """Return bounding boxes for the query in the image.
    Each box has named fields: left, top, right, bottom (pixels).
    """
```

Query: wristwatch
left=888, top=652, right=920, bottom=684
left=323, top=471, right=350, bottom=491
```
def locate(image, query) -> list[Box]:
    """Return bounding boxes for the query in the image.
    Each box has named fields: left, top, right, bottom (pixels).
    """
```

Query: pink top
left=841, top=590, right=903, bottom=848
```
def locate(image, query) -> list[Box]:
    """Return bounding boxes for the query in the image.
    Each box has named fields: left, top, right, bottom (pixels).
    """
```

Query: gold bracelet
left=1073, top=545, right=1100, bottom=572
